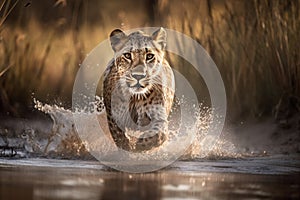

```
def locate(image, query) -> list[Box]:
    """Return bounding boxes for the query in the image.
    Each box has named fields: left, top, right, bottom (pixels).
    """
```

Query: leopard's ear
left=152, top=27, right=167, bottom=50
left=110, top=29, right=127, bottom=52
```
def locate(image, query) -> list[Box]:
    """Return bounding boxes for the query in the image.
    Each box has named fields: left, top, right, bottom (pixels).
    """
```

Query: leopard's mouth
left=131, top=82, right=145, bottom=89
left=126, top=81, right=150, bottom=94
left=130, top=85, right=148, bottom=94
left=126, top=81, right=144, bottom=88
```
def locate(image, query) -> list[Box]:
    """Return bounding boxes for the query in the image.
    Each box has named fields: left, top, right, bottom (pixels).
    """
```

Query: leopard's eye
left=123, top=53, right=131, bottom=60
left=146, top=53, right=154, bottom=61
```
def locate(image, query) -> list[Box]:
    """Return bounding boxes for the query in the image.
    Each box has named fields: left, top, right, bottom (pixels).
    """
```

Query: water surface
left=0, top=155, right=299, bottom=200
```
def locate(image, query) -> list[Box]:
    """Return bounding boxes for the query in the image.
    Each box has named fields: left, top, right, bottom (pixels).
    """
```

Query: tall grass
left=0, top=0, right=17, bottom=77
left=157, top=0, right=300, bottom=120
left=0, top=0, right=18, bottom=28
left=0, top=1, right=108, bottom=115
left=0, top=23, right=103, bottom=115
left=0, top=0, right=142, bottom=116
left=0, top=0, right=299, bottom=121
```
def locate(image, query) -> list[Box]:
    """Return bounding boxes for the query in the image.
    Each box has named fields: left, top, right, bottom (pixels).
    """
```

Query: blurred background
left=0, top=0, right=299, bottom=123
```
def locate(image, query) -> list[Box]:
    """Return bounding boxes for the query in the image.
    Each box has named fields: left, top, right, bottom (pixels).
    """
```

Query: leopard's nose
left=132, top=74, right=146, bottom=81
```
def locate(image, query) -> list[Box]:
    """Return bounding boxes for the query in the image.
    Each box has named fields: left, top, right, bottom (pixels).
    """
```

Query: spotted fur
left=103, top=28, right=175, bottom=151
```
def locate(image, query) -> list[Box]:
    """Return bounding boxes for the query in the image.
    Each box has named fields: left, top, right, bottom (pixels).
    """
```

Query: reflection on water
left=1, top=99, right=300, bottom=199
left=0, top=156, right=299, bottom=200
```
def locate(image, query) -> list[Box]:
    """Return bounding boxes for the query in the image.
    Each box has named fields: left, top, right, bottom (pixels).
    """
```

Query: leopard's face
left=110, top=29, right=167, bottom=97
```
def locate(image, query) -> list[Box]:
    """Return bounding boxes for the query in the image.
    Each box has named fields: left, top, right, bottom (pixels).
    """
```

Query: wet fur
left=103, top=28, right=175, bottom=151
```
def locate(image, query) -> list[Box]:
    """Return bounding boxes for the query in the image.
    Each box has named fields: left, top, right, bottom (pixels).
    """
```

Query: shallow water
left=0, top=155, right=299, bottom=200
left=1, top=99, right=300, bottom=199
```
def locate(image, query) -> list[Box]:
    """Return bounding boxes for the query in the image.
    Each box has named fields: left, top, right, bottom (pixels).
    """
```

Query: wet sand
left=0, top=156, right=299, bottom=200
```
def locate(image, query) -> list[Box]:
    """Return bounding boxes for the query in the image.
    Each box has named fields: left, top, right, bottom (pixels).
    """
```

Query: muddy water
left=0, top=156, right=299, bottom=200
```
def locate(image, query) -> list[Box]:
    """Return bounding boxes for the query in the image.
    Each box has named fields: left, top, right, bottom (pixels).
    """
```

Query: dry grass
left=0, top=0, right=143, bottom=115
left=158, top=0, right=300, bottom=120
left=0, top=23, right=112, bottom=114
left=0, top=0, right=17, bottom=77
left=0, top=0, right=112, bottom=115
left=0, top=0, right=299, bottom=121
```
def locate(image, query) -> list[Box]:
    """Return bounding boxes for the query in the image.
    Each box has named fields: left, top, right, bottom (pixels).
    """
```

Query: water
left=29, top=97, right=237, bottom=161
left=0, top=98, right=300, bottom=199
left=0, top=156, right=299, bottom=199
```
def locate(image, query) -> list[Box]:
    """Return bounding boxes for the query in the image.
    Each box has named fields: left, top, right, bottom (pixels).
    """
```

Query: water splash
left=32, top=96, right=242, bottom=161
left=33, top=98, right=92, bottom=158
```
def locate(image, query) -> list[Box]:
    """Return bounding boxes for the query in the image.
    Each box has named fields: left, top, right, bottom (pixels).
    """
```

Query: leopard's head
left=109, top=28, right=167, bottom=97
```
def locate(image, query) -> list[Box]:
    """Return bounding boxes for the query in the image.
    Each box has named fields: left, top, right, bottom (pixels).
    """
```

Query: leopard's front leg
left=134, top=104, right=169, bottom=151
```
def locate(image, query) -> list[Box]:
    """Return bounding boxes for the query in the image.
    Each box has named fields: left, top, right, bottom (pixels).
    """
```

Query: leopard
left=103, top=28, right=175, bottom=152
